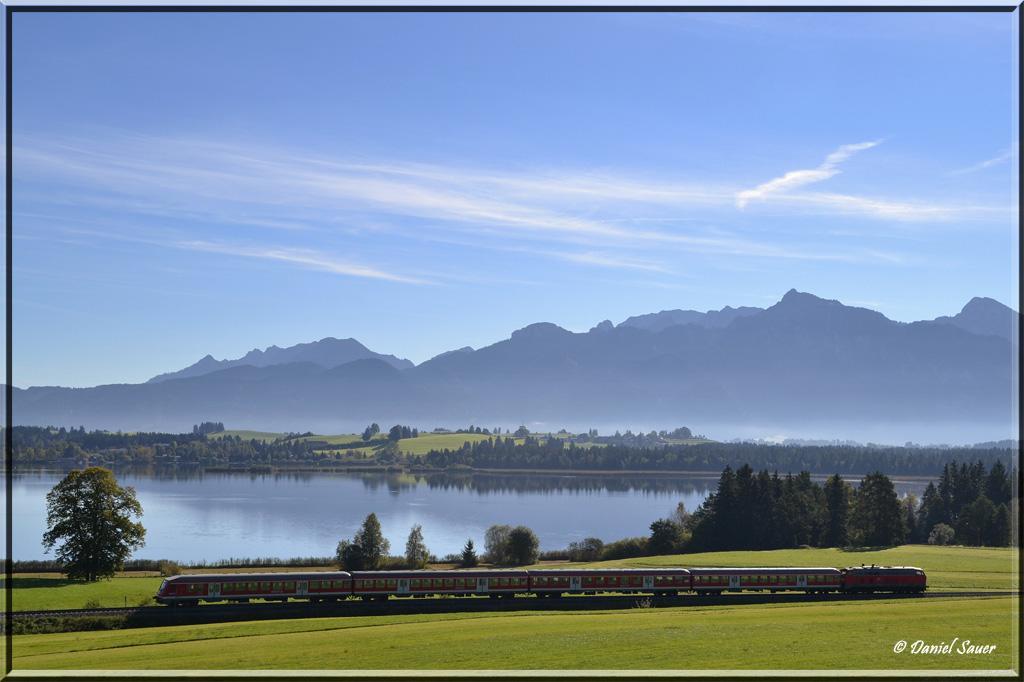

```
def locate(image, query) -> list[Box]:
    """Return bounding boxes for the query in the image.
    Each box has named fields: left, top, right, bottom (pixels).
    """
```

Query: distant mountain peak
left=776, top=289, right=835, bottom=307
left=932, top=296, right=1018, bottom=342
left=618, top=304, right=762, bottom=333
left=426, top=346, right=474, bottom=363
left=147, top=336, right=413, bottom=383
left=590, top=320, right=614, bottom=333
left=511, top=322, right=572, bottom=340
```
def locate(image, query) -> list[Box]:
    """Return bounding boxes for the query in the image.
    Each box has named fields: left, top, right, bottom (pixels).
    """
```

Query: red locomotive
left=841, top=565, right=927, bottom=593
left=155, top=564, right=925, bottom=605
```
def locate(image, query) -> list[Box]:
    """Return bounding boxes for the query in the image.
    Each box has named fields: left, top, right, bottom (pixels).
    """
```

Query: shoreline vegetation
left=198, top=464, right=945, bottom=480
left=11, top=424, right=1017, bottom=476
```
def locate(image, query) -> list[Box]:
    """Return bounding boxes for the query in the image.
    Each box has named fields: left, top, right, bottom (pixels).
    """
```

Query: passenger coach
left=529, top=568, right=690, bottom=596
left=689, top=567, right=843, bottom=593
left=155, top=571, right=352, bottom=606
left=351, top=570, right=529, bottom=600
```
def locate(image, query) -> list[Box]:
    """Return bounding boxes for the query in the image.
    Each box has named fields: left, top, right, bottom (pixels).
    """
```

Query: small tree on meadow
left=485, top=524, right=512, bottom=564
left=927, top=523, right=955, bottom=546
left=648, top=519, right=682, bottom=555
left=507, top=526, right=540, bottom=565
left=362, top=423, right=380, bottom=442
left=461, top=538, right=479, bottom=568
left=337, top=513, right=390, bottom=570
left=405, top=524, right=430, bottom=569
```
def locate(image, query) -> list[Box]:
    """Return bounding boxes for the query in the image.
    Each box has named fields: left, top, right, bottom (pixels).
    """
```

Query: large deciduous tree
left=42, top=467, right=145, bottom=581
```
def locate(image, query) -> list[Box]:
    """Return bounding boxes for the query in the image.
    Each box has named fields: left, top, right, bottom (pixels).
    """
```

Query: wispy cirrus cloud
left=736, top=140, right=881, bottom=209
left=949, top=147, right=1016, bottom=175
left=13, top=131, right=1008, bottom=284
left=176, top=241, right=432, bottom=285
left=47, top=224, right=428, bottom=285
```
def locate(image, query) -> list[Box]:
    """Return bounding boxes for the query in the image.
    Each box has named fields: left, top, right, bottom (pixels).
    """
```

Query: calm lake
left=12, top=469, right=930, bottom=562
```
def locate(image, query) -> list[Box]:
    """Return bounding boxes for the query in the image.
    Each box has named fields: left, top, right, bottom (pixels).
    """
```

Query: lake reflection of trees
left=355, top=471, right=716, bottom=496
left=14, top=466, right=926, bottom=498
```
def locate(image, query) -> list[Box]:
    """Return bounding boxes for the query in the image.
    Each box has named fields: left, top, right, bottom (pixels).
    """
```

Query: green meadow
left=12, top=596, right=1016, bottom=671
left=10, top=575, right=163, bottom=611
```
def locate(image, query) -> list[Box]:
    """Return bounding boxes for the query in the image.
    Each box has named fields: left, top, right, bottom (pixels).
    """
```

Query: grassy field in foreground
left=10, top=576, right=163, bottom=611
left=10, top=545, right=1015, bottom=611
left=563, top=545, right=1019, bottom=592
left=13, top=596, right=1016, bottom=671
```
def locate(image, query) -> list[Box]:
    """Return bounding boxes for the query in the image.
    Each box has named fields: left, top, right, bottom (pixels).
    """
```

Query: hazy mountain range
left=12, top=290, right=1018, bottom=438
left=146, top=337, right=413, bottom=383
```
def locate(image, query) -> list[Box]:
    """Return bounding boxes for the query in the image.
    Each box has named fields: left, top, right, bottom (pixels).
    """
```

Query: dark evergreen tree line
left=673, top=459, right=1014, bottom=553
left=914, top=460, right=1013, bottom=547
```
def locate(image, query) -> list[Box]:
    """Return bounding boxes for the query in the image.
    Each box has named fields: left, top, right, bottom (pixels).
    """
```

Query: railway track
left=8, top=590, right=1014, bottom=631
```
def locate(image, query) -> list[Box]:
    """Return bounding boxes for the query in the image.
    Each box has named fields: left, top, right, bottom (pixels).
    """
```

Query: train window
left=375, top=580, right=385, bottom=588
left=411, top=579, right=421, bottom=588
left=387, top=580, right=397, bottom=588
left=285, top=582, right=295, bottom=590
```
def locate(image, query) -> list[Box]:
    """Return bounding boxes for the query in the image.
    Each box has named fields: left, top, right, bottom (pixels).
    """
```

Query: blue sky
left=11, top=10, right=1019, bottom=388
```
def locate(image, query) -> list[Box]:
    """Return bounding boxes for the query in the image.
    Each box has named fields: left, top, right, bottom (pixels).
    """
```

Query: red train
left=155, top=564, right=925, bottom=606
